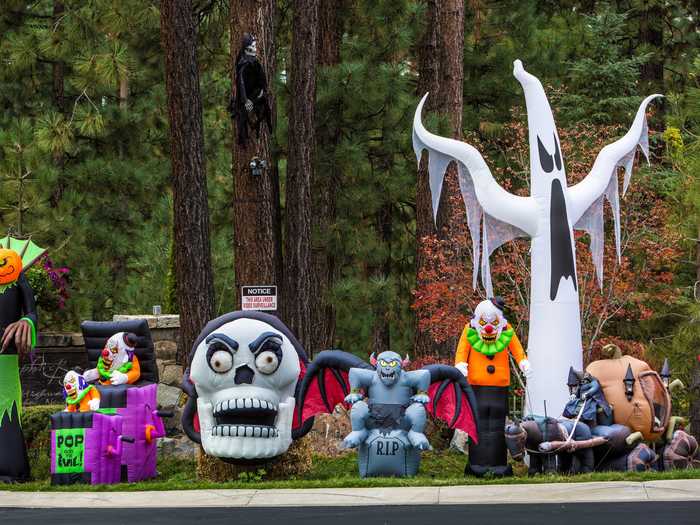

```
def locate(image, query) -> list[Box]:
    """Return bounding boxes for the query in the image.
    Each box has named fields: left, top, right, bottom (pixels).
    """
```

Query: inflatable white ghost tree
left=413, top=60, right=661, bottom=414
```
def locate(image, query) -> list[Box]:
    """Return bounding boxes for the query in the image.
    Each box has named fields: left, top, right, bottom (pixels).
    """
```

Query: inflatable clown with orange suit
left=455, top=297, right=531, bottom=476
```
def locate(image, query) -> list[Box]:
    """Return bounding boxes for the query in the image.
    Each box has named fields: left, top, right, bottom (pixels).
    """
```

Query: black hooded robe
left=0, top=273, right=36, bottom=482
left=229, top=53, right=272, bottom=146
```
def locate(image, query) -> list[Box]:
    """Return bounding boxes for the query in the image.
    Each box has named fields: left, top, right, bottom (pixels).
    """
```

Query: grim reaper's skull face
left=189, top=317, right=301, bottom=459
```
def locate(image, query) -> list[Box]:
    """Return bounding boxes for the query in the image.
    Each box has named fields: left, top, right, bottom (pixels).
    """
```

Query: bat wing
left=413, top=94, right=537, bottom=295
left=423, top=364, right=479, bottom=444
left=295, top=350, right=373, bottom=431
left=568, top=94, right=661, bottom=287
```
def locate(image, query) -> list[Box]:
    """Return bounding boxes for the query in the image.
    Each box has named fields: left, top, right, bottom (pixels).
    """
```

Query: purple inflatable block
left=116, top=384, right=165, bottom=482
left=50, top=412, right=123, bottom=485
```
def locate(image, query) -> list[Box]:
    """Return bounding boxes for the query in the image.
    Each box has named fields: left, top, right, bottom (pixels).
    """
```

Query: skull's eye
left=389, top=361, right=398, bottom=368
left=379, top=359, right=388, bottom=367
left=255, top=351, right=280, bottom=375
left=479, top=318, right=486, bottom=326
left=208, top=346, right=234, bottom=374
left=492, top=318, right=499, bottom=326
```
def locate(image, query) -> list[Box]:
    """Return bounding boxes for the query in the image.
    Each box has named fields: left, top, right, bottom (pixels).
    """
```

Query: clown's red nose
left=484, top=325, right=494, bottom=334
left=65, top=384, right=72, bottom=390
left=102, top=349, right=110, bottom=358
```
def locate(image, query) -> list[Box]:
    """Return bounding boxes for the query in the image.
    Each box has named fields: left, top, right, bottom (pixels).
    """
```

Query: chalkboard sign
left=20, top=349, right=87, bottom=406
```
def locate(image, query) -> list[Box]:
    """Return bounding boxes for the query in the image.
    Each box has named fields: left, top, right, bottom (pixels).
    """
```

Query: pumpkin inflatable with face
left=0, top=249, right=22, bottom=286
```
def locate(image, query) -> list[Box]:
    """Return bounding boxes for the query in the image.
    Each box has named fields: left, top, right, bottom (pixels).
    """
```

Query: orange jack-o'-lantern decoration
left=0, top=249, right=22, bottom=285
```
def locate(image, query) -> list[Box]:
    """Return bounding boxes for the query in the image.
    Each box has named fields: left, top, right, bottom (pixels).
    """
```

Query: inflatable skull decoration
left=181, top=311, right=311, bottom=460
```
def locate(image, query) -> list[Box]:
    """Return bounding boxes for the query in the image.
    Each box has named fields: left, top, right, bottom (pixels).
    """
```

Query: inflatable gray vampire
left=181, top=311, right=478, bottom=476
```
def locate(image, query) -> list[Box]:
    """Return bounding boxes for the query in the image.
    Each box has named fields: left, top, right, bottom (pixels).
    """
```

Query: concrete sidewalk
left=1, top=479, right=700, bottom=508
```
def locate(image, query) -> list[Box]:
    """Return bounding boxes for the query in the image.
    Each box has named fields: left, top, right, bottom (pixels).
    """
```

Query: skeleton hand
left=519, top=359, right=533, bottom=379
left=455, top=362, right=468, bottom=377
left=245, top=99, right=254, bottom=112
left=411, top=391, right=430, bottom=404
left=110, top=371, right=129, bottom=386
left=344, top=391, right=363, bottom=405
left=1, top=319, right=32, bottom=355
left=88, top=398, right=101, bottom=411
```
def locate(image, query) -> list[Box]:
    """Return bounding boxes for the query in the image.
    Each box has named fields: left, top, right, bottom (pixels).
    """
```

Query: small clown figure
left=84, top=332, right=141, bottom=386
left=63, top=370, right=100, bottom=412
left=455, top=297, right=531, bottom=477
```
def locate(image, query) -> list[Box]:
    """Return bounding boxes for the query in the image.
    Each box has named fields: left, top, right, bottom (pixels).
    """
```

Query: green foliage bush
left=22, top=404, right=63, bottom=481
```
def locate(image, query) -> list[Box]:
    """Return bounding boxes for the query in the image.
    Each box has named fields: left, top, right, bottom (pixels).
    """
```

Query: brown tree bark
left=284, top=0, right=319, bottom=353
left=413, top=0, right=464, bottom=358
left=310, top=0, right=342, bottom=353
left=230, top=0, right=283, bottom=312
left=160, top=0, right=215, bottom=364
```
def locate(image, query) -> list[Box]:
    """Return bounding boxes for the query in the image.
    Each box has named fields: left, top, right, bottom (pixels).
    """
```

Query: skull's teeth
left=211, top=425, right=279, bottom=438
left=214, top=398, right=278, bottom=415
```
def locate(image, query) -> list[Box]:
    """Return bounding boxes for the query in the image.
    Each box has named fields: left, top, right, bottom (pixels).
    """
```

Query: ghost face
left=470, top=300, right=507, bottom=344
left=189, top=318, right=301, bottom=460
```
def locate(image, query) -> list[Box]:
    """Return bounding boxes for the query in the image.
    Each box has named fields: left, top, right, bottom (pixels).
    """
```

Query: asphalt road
left=1, top=502, right=698, bottom=525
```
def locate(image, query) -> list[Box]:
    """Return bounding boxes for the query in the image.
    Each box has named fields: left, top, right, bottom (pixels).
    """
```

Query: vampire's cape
left=229, top=52, right=273, bottom=147
left=296, top=350, right=479, bottom=443
left=0, top=272, right=36, bottom=482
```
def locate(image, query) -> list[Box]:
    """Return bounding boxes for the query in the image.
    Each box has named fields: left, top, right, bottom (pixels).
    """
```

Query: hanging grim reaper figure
left=413, top=60, right=661, bottom=415
left=229, top=33, right=272, bottom=147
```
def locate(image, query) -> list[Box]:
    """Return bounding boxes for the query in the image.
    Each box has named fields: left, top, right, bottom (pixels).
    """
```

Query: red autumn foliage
left=413, top=108, right=682, bottom=364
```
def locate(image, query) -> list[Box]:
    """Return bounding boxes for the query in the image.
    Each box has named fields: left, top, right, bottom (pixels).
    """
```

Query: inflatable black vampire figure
left=229, top=32, right=272, bottom=147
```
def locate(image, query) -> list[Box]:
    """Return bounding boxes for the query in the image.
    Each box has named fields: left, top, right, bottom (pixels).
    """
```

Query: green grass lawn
left=6, top=450, right=700, bottom=492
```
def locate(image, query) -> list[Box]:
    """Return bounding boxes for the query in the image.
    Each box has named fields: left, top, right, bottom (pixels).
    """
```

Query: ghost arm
left=567, top=95, right=661, bottom=285
left=413, top=94, right=538, bottom=294
left=413, top=93, right=538, bottom=235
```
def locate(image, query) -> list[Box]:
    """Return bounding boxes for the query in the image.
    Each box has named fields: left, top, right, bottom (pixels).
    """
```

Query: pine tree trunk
left=310, top=0, right=342, bottom=354
left=283, top=0, right=318, bottom=352
left=413, top=0, right=464, bottom=358
left=434, top=0, right=464, bottom=229
left=160, top=0, right=215, bottom=365
left=230, top=0, right=283, bottom=311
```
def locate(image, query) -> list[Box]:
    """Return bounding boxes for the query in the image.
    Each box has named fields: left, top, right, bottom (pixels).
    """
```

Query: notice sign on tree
left=241, top=286, right=277, bottom=311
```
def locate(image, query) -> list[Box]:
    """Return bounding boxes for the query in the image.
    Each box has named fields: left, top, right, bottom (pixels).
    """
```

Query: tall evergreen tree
left=413, top=0, right=464, bottom=358
left=160, top=0, right=215, bottom=363
left=283, top=0, right=319, bottom=352
left=229, top=0, right=282, bottom=312
left=311, top=0, right=344, bottom=351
